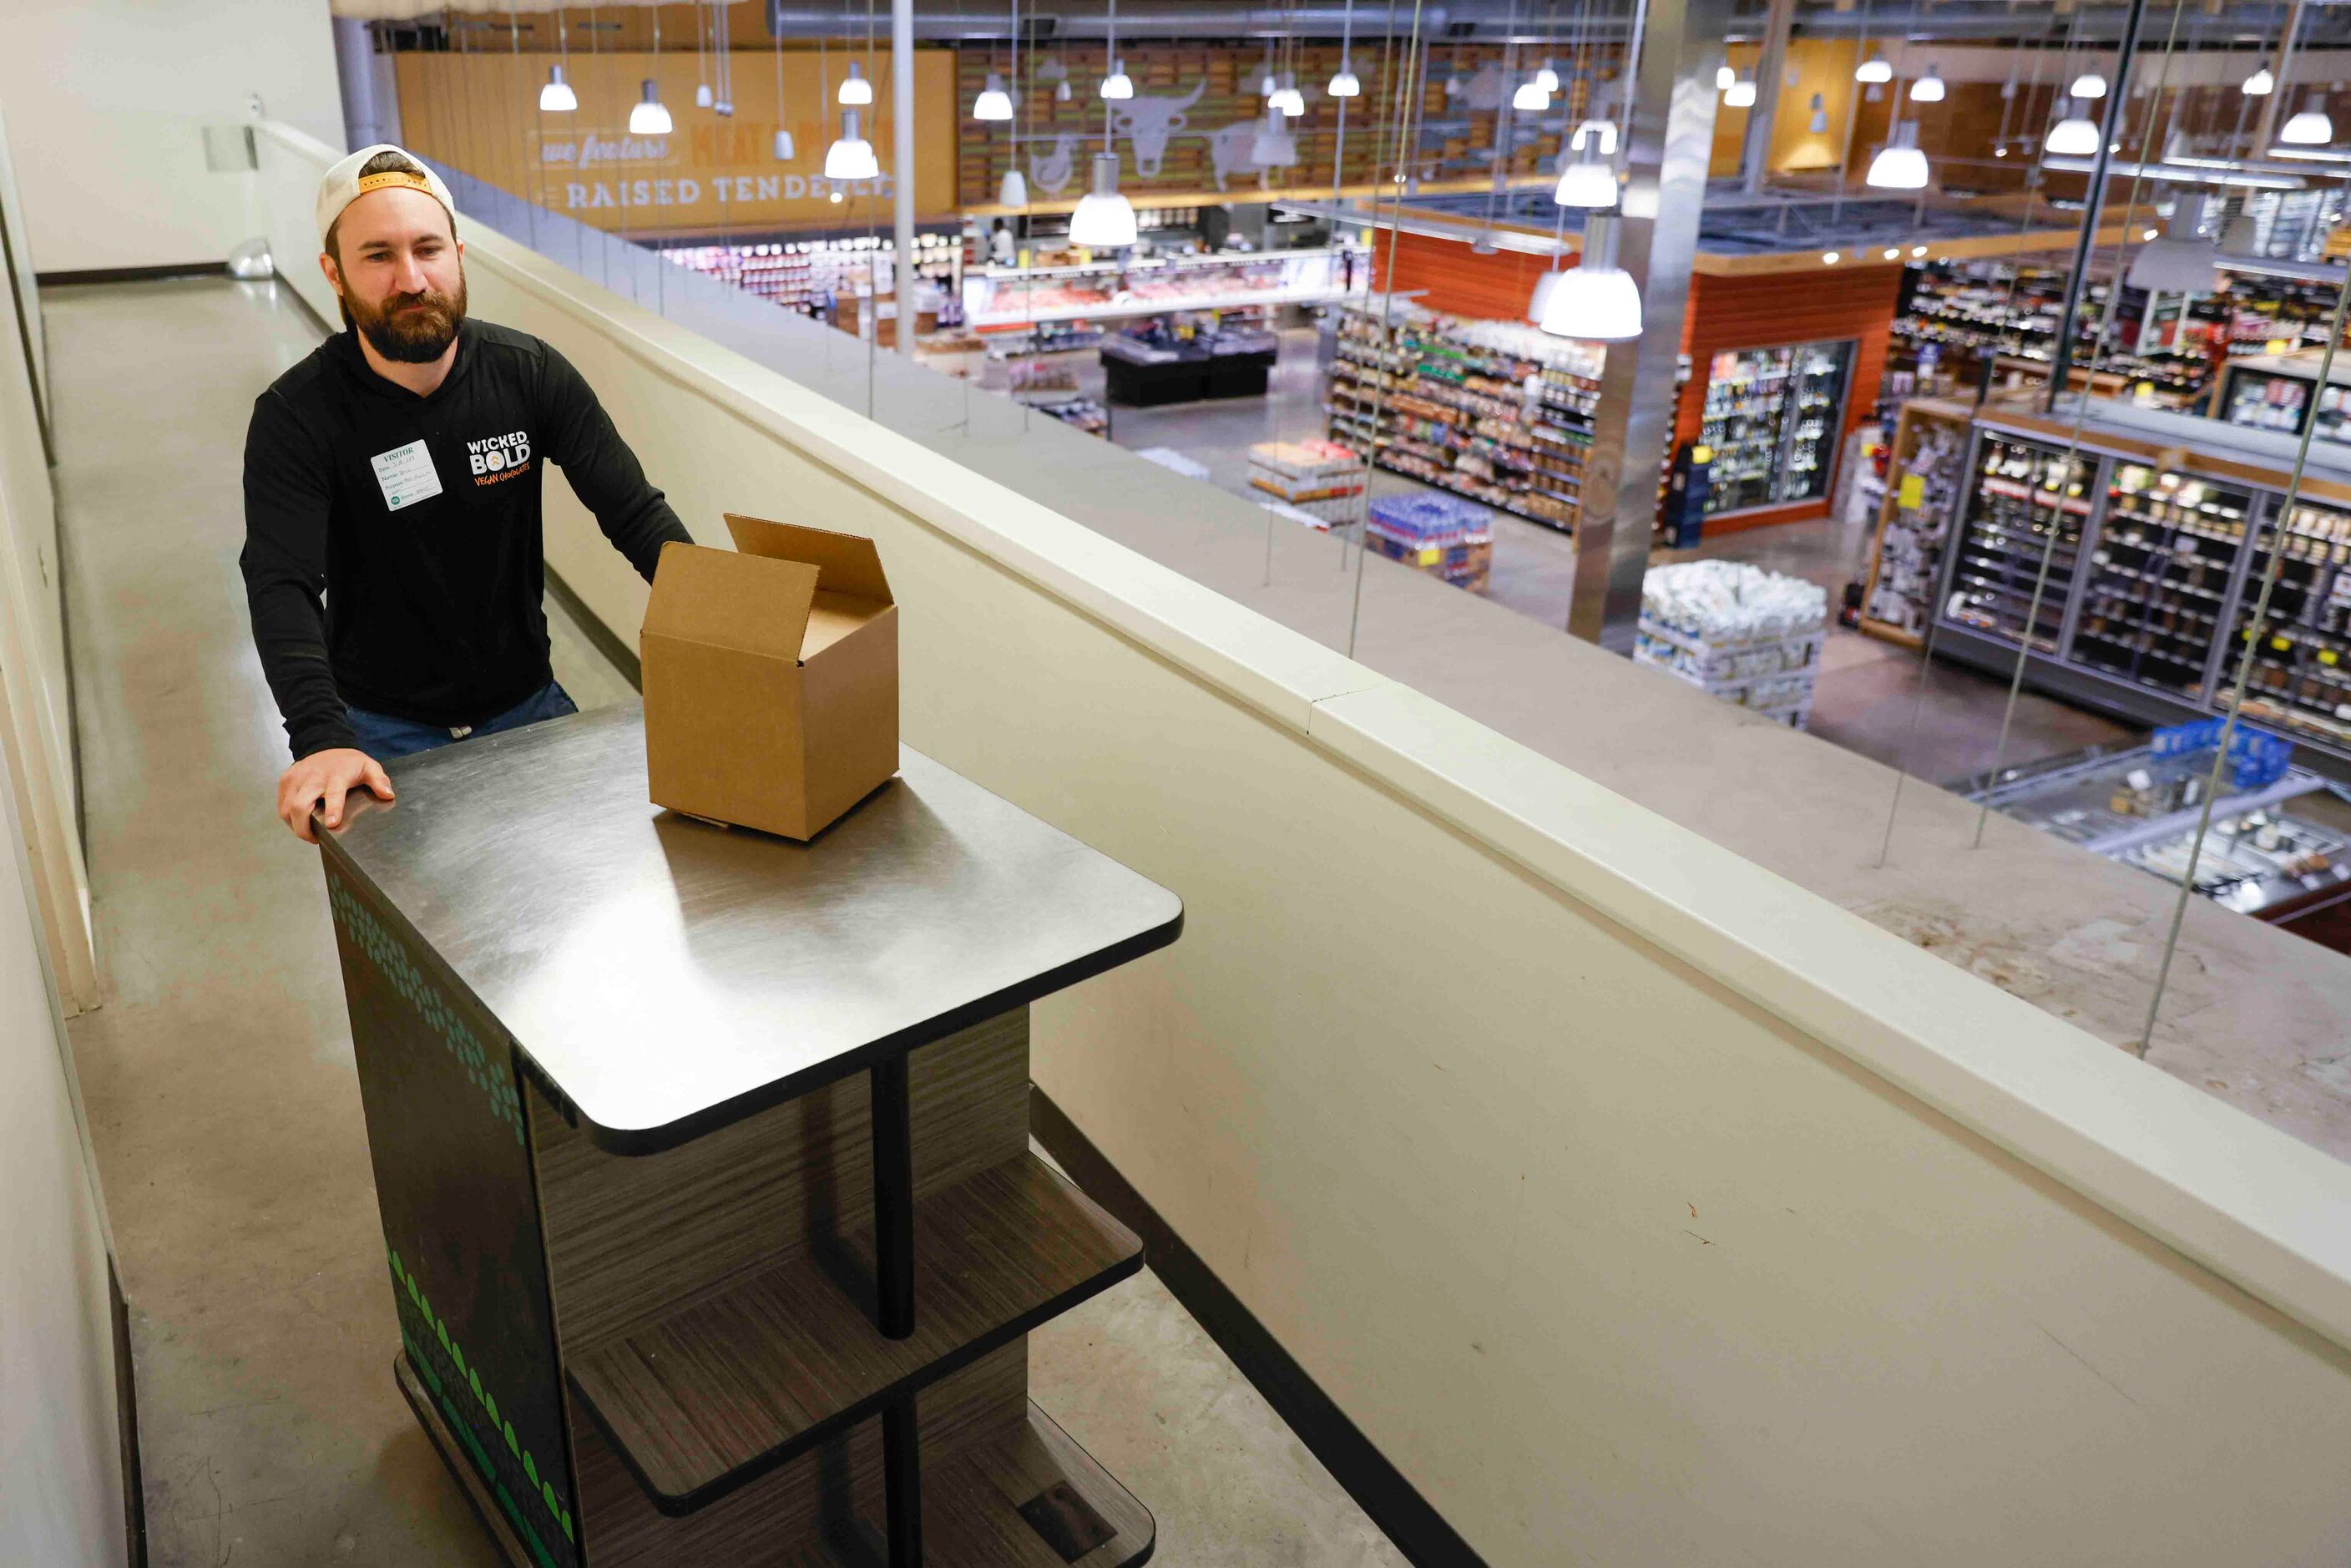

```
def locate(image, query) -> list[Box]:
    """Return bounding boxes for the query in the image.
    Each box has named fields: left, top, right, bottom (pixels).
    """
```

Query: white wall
left=0, top=0, right=342, bottom=274
left=0, top=690, right=125, bottom=1567
left=253, top=122, right=2351, bottom=1565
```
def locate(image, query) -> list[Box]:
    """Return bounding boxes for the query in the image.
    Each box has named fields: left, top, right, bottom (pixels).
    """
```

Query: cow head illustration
left=1110, top=78, right=1208, bottom=177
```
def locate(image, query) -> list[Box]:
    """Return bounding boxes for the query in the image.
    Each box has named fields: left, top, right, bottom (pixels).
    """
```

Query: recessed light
left=1823, top=250, right=1840, bottom=263
left=1911, top=245, right=1928, bottom=257
left=1883, top=246, right=1900, bottom=260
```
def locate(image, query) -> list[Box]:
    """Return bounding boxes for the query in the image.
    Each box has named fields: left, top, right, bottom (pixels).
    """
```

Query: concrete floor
left=46, top=276, right=1405, bottom=1567
left=1111, top=328, right=2138, bottom=785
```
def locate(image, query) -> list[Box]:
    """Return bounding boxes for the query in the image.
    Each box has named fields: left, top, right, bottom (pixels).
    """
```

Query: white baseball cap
left=316, top=143, right=457, bottom=249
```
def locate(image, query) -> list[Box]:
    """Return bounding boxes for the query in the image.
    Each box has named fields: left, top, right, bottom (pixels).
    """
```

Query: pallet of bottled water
left=1635, top=560, right=1827, bottom=728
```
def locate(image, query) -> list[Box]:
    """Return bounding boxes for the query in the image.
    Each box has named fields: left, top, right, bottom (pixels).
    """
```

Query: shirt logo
left=466, top=430, right=533, bottom=486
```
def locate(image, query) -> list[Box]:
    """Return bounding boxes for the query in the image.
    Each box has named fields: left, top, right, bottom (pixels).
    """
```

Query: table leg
left=882, top=1392, right=923, bottom=1567
left=868, top=1053, right=916, bottom=1339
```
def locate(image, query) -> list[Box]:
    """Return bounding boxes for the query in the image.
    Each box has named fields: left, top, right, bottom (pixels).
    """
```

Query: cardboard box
left=641, top=514, right=899, bottom=840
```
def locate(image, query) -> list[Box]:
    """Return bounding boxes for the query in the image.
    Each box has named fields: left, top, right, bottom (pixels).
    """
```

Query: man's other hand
left=277, top=748, right=395, bottom=842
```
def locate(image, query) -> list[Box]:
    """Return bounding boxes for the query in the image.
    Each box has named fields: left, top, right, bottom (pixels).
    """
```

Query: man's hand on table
left=278, top=747, right=395, bottom=842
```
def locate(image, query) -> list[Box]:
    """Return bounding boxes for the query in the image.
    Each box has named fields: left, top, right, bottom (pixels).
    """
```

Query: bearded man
left=240, top=144, right=690, bottom=842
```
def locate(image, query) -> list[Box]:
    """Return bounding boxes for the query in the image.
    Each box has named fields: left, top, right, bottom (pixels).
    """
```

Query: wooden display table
left=320, top=703, right=1182, bottom=1567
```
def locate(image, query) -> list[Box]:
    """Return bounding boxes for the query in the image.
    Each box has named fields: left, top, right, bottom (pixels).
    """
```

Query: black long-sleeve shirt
left=240, top=318, right=690, bottom=759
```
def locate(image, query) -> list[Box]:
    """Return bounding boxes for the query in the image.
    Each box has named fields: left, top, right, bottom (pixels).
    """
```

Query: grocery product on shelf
left=1860, top=399, right=1969, bottom=643
left=1636, top=560, right=1828, bottom=728
left=1944, top=432, right=2091, bottom=654
left=1246, top=439, right=1366, bottom=524
left=2223, top=493, right=2351, bottom=750
left=2070, top=464, right=2248, bottom=700
left=1364, top=492, right=1494, bottom=593
left=660, top=232, right=963, bottom=320
left=959, top=245, right=1364, bottom=328
left=1031, top=397, right=1111, bottom=438
left=1326, top=302, right=1603, bottom=533
left=1697, top=341, right=1854, bottom=516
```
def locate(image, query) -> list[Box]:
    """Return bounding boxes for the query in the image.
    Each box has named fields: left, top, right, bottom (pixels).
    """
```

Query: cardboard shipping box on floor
left=641, top=514, right=899, bottom=840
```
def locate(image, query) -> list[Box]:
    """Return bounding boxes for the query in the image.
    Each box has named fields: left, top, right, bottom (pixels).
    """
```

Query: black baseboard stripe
left=546, top=566, right=642, bottom=690
left=1029, top=1086, right=1489, bottom=1568
left=109, top=1258, right=147, bottom=1568
left=38, top=262, right=230, bottom=287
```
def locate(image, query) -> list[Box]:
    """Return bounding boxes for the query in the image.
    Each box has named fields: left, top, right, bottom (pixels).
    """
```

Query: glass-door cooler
left=1697, top=339, right=1856, bottom=517
left=1943, top=432, right=2093, bottom=654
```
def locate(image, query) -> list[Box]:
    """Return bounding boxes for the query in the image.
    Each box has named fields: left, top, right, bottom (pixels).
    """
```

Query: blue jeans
left=345, top=680, right=579, bottom=761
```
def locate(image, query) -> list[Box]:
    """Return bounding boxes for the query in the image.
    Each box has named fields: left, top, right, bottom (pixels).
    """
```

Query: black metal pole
left=882, top=1395, right=923, bottom=1567
left=2046, top=0, right=2151, bottom=410
left=868, top=1054, right=915, bottom=1339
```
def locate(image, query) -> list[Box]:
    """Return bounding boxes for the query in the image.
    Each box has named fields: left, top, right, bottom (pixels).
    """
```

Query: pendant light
left=1250, top=106, right=1298, bottom=166
left=1554, top=148, right=1618, bottom=208
left=999, top=168, right=1029, bottom=206
left=1515, top=76, right=1553, bottom=112
left=1535, top=60, right=1560, bottom=94
left=825, top=108, right=878, bottom=178
left=710, top=3, right=734, bottom=116
left=974, top=73, right=1014, bottom=120
left=2070, top=70, right=2107, bottom=99
left=1807, top=92, right=1828, bottom=134
left=1069, top=151, right=1136, bottom=246
left=1329, top=63, right=1361, bottom=97
left=2243, top=67, right=2276, bottom=98
left=697, top=83, right=715, bottom=108
left=1271, top=72, right=1306, bottom=115
left=2045, top=99, right=2101, bottom=157
left=2281, top=94, right=2335, bottom=146
left=1866, top=120, right=1929, bottom=189
left=630, top=79, right=673, bottom=135
left=1101, top=59, right=1135, bottom=99
left=1723, top=72, right=1757, bottom=109
left=839, top=60, right=872, bottom=105
left=1855, top=53, right=1893, bottom=84
left=1540, top=214, right=1641, bottom=342
left=772, top=13, right=794, bottom=159
left=1528, top=268, right=1564, bottom=326
left=1910, top=63, right=1945, bottom=103
left=1716, top=63, right=1736, bottom=91
left=2127, top=192, right=2219, bottom=294
left=540, top=64, right=577, bottom=113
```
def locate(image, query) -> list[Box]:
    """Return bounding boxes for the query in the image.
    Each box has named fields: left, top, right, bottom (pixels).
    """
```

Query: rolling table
left=319, top=702, right=1182, bottom=1567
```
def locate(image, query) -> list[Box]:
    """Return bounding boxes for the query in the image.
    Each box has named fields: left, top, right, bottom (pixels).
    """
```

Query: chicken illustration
left=1028, top=134, right=1078, bottom=197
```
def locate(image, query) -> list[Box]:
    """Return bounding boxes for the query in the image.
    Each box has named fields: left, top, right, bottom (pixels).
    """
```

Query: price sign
left=1898, top=473, right=1927, bottom=509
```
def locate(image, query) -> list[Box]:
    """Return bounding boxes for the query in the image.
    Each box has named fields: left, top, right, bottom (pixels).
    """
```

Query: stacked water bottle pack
left=1636, top=560, right=1828, bottom=728
left=1363, top=492, right=1494, bottom=593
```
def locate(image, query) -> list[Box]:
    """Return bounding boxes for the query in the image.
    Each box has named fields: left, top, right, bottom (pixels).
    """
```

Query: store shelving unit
left=1326, top=302, right=1605, bottom=534
left=2212, top=352, right=2351, bottom=439
left=1697, top=341, right=1854, bottom=518
left=1858, top=397, right=1973, bottom=647
left=1932, top=401, right=2351, bottom=772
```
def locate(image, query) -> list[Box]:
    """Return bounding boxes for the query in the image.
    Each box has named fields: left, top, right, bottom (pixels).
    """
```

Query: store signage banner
left=392, top=50, right=958, bottom=234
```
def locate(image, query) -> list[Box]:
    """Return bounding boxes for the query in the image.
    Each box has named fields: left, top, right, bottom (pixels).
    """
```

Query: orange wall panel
left=1373, top=230, right=1560, bottom=323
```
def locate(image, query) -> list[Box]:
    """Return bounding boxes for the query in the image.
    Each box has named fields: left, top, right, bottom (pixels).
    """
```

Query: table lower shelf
left=399, top=1352, right=1155, bottom=1566
left=569, top=1152, right=1143, bottom=1515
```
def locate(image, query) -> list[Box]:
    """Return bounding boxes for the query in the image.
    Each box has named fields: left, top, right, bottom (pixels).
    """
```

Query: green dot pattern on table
left=392, top=1244, right=577, bottom=1567
left=330, top=874, right=526, bottom=1146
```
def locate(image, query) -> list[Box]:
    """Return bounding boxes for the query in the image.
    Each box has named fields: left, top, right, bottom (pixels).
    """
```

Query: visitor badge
left=370, top=438, right=443, bottom=513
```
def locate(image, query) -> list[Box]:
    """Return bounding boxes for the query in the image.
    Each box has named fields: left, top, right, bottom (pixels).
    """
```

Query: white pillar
left=892, top=0, right=917, bottom=357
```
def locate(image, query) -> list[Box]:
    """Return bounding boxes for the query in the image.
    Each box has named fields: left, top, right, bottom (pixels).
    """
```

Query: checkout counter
left=321, top=703, right=1181, bottom=1567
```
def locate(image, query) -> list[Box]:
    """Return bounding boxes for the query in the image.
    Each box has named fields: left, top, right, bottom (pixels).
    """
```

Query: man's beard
left=346, top=273, right=467, bottom=363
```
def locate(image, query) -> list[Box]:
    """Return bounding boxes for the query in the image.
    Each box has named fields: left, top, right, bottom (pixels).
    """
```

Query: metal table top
left=321, top=703, right=1181, bottom=1153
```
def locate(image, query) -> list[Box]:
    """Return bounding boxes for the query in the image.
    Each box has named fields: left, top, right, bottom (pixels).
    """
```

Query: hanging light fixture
left=711, top=3, right=734, bottom=116
left=1540, top=214, right=1642, bottom=341
left=2045, top=98, right=2101, bottom=157
left=776, top=127, right=797, bottom=159
left=1910, top=63, right=1945, bottom=103
left=1515, top=75, right=1553, bottom=112
left=1555, top=149, right=1618, bottom=208
left=1528, top=268, right=1565, bottom=326
left=1866, top=119, right=1929, bottom=189
left=974, top=72, right=1014, bottom=120
left=2281, top=94, right=2335, bottom=145
left=1807, top=92, right=1828, bottom=134
left=1329, top=60, right=1361, bottom=97
left=2243, top=66, right=2276, bottom=98
left=697, top=83, right=715, bottom=108
left=1101, top=58, right=1135, bottom=99
left=772, top=12, right=794, bottom=159
left=1716, top=63, right=1736, bottom=91
left=2127, top=192, right=2219, bottom=293
left=1535, top=59, right=1560, bottom=94
left=540, top=64, right=577, bottom=113
left=1271, top=72, right=1306, bottom=115
left=1723, top=71, right=1757, bottom=109
left=2070, top=70, right=2108, bottom=99
left=825, top=108, right=879, bottom=178
left=1855, top=52, right=1893, bottom=84
left=1069, top=150, right=1137, bottom=246
left=839, top=60, right=872, bottom=105
left=999, top=167, right=1029, bottom=206
left=1250, top=106, right=1299, bottom=166
left=629, top=79, right=673, bottom=135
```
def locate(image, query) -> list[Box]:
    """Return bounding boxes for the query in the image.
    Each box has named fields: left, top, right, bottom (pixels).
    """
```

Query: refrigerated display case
left=2224, top=493, right=2351, bottom=751
left=2214, top=353, right=2351, bottom=442
left=1944, top=431, right=2091, bottom=655
left=2069, top=463, right=2250, bottom=701
left=1696, top=339, right=1854, bottom=517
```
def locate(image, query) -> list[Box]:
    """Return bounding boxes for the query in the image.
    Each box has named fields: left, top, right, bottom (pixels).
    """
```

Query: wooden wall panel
left=1371, top=230, right=1556, bottom=325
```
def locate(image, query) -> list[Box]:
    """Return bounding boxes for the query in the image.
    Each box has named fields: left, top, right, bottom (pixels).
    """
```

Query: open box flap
left=726, top=514, right=894, bottom=605
left=642, top=540, right=818, bottom=663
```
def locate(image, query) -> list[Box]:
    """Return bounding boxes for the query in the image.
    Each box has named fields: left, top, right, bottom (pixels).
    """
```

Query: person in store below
left=240, top=143, right=692, bottom=843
